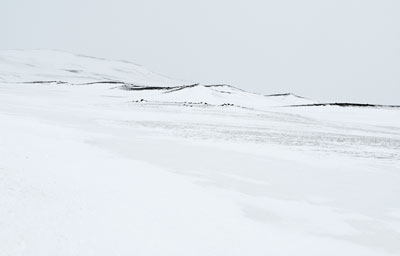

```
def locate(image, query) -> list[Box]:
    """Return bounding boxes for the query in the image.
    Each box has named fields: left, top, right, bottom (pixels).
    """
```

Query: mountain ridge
left=1, top=49, right=398, bottom=109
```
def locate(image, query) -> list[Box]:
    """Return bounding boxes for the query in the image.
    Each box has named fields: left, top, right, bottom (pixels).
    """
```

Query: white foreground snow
left=0, top=50, right=400, bottom=256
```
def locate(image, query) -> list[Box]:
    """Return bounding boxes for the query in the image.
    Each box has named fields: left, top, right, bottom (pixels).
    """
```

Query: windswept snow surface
left=1, top=50, right=400, bottom=256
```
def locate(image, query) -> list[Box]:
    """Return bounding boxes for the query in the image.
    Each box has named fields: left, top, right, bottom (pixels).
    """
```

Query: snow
left=0, top=49, right=188, bottom=86
left=129, top=84, right=315, bottom=108
left=1, top=50, right=400, bottom=255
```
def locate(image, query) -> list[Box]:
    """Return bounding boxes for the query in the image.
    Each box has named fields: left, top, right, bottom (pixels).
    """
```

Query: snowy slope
left=128, top=84, right=315, bottom=108
left=1, top=50, right=400, bottom=256
left=0, top=49, right=188, bottom=86
left=0, top=49, right=315, bottom=108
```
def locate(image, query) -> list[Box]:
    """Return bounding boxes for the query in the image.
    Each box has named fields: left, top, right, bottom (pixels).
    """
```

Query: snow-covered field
left=1, top=50, right=400, bottom=255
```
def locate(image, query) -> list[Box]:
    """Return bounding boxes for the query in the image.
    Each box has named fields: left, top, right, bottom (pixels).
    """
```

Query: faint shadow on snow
left=314, top=219, right=400, bottom=255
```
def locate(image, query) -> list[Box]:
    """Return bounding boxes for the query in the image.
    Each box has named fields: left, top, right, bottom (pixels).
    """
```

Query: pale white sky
left=1, top=0, right=399, bottom=104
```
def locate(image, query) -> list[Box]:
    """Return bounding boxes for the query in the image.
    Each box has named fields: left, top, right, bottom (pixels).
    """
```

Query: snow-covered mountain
left=1, top=50, right=400, bottom=256
left=0, top=49, right=187, bottom=86
left=0, top=49, right=316, bottom=109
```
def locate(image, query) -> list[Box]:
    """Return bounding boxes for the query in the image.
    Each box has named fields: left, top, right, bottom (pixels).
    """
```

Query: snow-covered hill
left=0, top=49, right=315, bottom=108
left=1, top=50, right=400, bottom=256
left=0, top=49, right=187, bottom=86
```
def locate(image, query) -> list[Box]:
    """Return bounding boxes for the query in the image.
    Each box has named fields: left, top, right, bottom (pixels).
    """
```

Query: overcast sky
left=1, top=0, right=399, bottom=104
